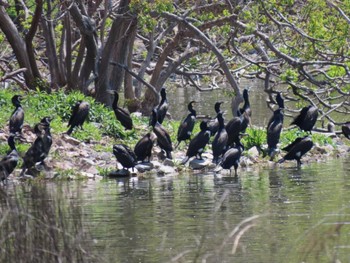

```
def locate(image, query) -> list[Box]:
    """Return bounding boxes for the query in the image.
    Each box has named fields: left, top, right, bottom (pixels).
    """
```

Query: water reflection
left=1, top=157, right=350, bottom=262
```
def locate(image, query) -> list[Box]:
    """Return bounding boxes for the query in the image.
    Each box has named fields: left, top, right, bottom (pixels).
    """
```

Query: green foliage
left=242, top=127, right=266, bottom=150
left=281, top=69, right=298, bottom=82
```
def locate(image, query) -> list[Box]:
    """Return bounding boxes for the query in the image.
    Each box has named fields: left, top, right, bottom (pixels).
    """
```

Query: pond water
left=1, top=156, right=350, bottom=262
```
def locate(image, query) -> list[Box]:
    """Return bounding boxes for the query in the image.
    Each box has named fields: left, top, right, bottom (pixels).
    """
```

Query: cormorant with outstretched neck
left=212, top=112, right=228, bottom=164
left=291, top=105, right=318, bottom=132
left=267, top=93, right=285, bottom=159
left=267, top=108, right=284, bottom=160
left=0, top=135, right=19, bottom=184
left=67, top=101, right=90, bottom=135
left=207, top=101, right=223, bottom=136
left=113, top=144, right=136, bottom=170
left=134, top=133, right=155, bottom=162
left=220, top=140, right=244, bottom=176
left=225, top=110, right=243, bottom=147
left=112, top=92, right=133, bottom=130
left=156, top=87, right=168, bottom=124
left=239, top=88, right=251, bottom=133
left=341, top=122, right=350, bottom=140
left=278, top=136, right=313, bottom=167
left=150, top=109, right=173, bottom=159
left=9, top=95, right=24, bottom=135
left=20, top=117, right=53, bottom=176
left=181, top=121, right=211, bottom=164
left=176, top=101, right=196, bottom=148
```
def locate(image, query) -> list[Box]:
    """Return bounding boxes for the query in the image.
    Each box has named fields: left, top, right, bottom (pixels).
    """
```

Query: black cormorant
left=20, top=117, right=53, bottom=176
left=291, top=105, right=318, bottom=132
left=150, top=109, right=173, bottom=159
left=156, top=87, right=168, bottom=124
left=181, top=121, right=211, bottom=164
left=212, top=112, right=228, bottom=164
left=9, top=95, right=24, bottom=135
left=278, top=136, right=313, bottom=167
left=341, top=122, right=350, bottom=140
left=112, top=92, right=133, bottom=130
left=134, top=132, right=155, bottom=162
left=0, top=135, right=19, bottom=184
left=225, top=111, right=242, bottom=147
left=207, top=101, right=223, bottom=136
left=67, top=101, right=90, bottom=135
left=276, top=92, right=284, bottom=109
left=239, top=88, right=251, bottom=133
left=113, top=144, right=136, bottom=170
left=176, top=101, right=196, bottom=148
left=267, top=108, right=284, bottom=160
left=220, top=140, right=244, bottom=176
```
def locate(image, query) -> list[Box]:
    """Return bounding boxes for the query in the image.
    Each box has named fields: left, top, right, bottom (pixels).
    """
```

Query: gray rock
left=247, top=146, right=260, bottom=158
left=158, top=165, right=176, bottom=174
left=189, top=158, right=211, bottom=170
left=163, top=158, right=174, bottom=167
left=135, top=163, right=154, bottom=173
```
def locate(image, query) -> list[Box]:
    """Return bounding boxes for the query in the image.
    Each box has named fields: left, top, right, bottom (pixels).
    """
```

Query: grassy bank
left=0, top=88, right=346, bottom=178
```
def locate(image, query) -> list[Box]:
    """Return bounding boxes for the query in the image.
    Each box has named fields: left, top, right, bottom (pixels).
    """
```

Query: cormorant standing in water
left=134, top=132, right=155, bottom=162
left=267, top=108, right=284, bottom=160
left=67, top=101, right=90, bottom=135
left=212, top=111, right=228, bottom=164
left=207, top=101, right=223, bottom=136
left=113, top=144, right=136, bottom=170
left=341, top=122, right=350, bottom=140
left=181, top=121, right=211, bottom=164
left=9, top=95, right=24, bottom=135
left=225, top=110, right=242, bottom=147
left=150, top=109, right=173, bottom=159
left=156, top=87, right=168, bottom=124
left=176, top=101, right=196, bottom=148
left=112, top=92, right=133, bottom=130
left=239, top=88, right=251, bottom=133
left=0, top=135, right=19, bottom=184
left=291, top=105, right=318, bottom=133
left=20, top=117, right=53, bottom=176
left=278, top=136, right=313, bottom=167
left=220, top=140, right=244, bottom=176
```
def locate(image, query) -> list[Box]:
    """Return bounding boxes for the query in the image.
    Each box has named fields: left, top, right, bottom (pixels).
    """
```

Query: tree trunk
left=95, top=0, right=135, bottom=106
left=0, top=6, right=36, bottom=89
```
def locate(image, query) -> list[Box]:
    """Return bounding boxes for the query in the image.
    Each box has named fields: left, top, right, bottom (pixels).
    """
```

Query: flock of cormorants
left=1, top=89, right=349, bottom=183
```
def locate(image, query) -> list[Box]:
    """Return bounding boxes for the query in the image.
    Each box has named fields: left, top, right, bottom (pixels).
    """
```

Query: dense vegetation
left=0, top=0, right=349, bottom=125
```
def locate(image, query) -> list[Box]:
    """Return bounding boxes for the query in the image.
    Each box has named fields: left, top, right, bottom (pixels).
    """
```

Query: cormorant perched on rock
left=225, top=111, right=243, bottom=147
left=267, top=108, right=284, bottom=160
left=134, top=132, right=155, bottom=162
left=291, top=105, right=318, bottom=132
left=67, top=101, right=90, bottom=135
left=113, top=144, right=136, bottom=170
left=176, top=101, right=196, bottom=148
left=207, top=101, right=223, bottom=136
left=9, top=95, right=24, bottom=135
left=181, top=121, right=211, bottom=164
left=239, top=88, right=251, bottom=133
left=20, top=117, right=53, bottom=176
left=220, top=140, right=244, bottom=176
left=0, top=135, right=19, bottom=184
left=112, top=92, right=133, bottom=130
left=150, top=109, right=173, bottom=159
left=212, top=112, right=228, bottom=164
left=156, top=87, right=168, bottom=124
left=278, top=136, right=313, bottom=167
left=341, top=122, right=350, bottom=140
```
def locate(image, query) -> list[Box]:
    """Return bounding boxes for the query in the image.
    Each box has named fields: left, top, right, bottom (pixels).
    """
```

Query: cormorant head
left=276, top=92, right=284, bottom=109
left=160, top=87, right=167, bottom=100
left=188, top=101, right=196, bottom=114
left=40, top=116, right=53, bottom=125
left=7, top=135, right=16, bottom=151
left=214, top=101, right=223, bottom=113
left=199, top=121, right=208, bottom=131
left=243, top=88, right=250, bottom=101
left=150, top=108, right=158, bottom=127
left=11, top=95, right=22, bottom=106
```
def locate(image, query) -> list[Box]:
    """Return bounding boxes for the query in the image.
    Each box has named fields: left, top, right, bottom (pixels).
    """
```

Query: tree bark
left=0, top=6, right=36, bottom=89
